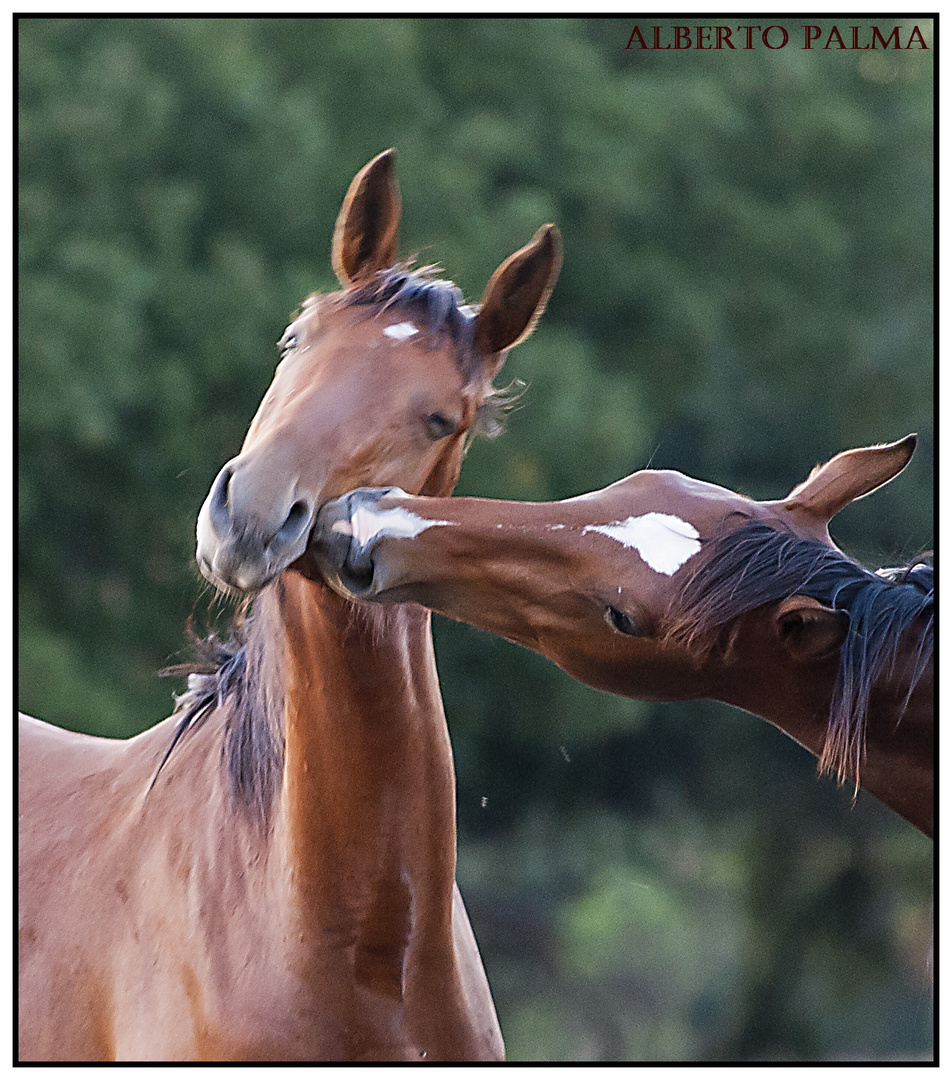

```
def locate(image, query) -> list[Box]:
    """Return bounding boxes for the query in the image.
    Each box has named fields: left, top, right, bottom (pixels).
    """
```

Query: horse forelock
left=341, top=264, right=486, bottom=386
left=666, top=520, right=933, bottom=790
left=157, top=588, right=286, bottom=824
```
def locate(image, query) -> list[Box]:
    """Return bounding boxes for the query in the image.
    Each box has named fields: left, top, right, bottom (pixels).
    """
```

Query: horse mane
left=665, top=520, right=933, bottom=790
left=155, top=586, right=287, bottom=823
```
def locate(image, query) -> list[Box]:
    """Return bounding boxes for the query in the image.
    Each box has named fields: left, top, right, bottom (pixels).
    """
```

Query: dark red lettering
left=674, top=26, right=692, bottom=49
left=738, top=25, right=761, bottom=49
left=850, top=26, right=870, bottom=49
left=803, top=25, right=821, bottom=48
left=652, top=26, right=670, bottom=49
left=824, top=26, right=846, bottom=49
left=763, top=25, right=788, bottom=48
left=716, top=26, right=735, bottom=49
left=626, top=26, right=648, bottom=49
left=871, top=26, right=900, bottom=49
left=907, top=26, right=929, bottom=49
left=696, top=26, right=712, bottom=49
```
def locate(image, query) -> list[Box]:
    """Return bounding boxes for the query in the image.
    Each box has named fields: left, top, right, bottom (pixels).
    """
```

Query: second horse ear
left=783, top=434, right=917, bottom=524
left=475, top=224, right=562, bottom=370
left=332, top=149, right=402, bottom=287
left=774, top=595, right=848, bottom=661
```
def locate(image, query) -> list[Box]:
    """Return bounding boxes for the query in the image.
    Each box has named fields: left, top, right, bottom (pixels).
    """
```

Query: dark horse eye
left=424, top=412, right=457, bottom=440
left=606, top=605, right=639, bottom=636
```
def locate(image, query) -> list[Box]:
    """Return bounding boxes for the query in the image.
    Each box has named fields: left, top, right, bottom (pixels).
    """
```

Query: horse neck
left=713, top=626, right=933, bottom=837
left=267, top=572, right=458, bottom=930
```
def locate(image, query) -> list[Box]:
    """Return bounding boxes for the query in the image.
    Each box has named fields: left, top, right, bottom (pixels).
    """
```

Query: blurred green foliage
left=19, top=17, right=932, bottom=1061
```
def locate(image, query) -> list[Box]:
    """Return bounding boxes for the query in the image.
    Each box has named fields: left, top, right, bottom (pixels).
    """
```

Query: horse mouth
left=313, top=493, right=382, bottom=600
left=196, top=548, right=287, bottom=596
left=196, top=514, right=314, bottom=596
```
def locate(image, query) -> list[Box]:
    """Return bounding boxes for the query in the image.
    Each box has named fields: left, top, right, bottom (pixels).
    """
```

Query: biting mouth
left=313, top=495, right=380, bottom=599
left=336, top=533, right=377, bottom=595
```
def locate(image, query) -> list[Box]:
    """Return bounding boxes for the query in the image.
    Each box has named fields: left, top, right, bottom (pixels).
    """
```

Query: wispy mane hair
left=665, top=520, right=933, bottom=790
left=155, top=587, right=286, bottom=823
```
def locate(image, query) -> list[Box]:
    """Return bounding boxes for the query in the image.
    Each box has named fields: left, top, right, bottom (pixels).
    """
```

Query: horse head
left=196, top=149, right=561, bottom=593
left=313, top=436, right=933, bottom=834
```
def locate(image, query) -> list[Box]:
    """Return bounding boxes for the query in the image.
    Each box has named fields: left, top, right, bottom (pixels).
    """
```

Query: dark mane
left=666, top=521, right=933, bottom=789
left=155, top=587, right=286, bottom=823
left=344, top=264, right=481, bottom=378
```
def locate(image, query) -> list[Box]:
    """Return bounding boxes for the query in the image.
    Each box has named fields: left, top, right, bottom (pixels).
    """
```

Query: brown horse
left=315, top=436, right=933, bottom=837
left=19, top=150, right=561, bottom=1061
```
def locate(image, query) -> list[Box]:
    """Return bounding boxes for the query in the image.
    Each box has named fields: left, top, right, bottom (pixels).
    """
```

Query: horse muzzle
left=196, top=458, right=317, bottom=593
left=311, top=488, right=408, bottom=600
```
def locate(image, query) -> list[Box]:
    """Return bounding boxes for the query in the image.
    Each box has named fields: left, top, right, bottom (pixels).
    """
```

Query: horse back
left=18, top=711, right=222, bottom=1060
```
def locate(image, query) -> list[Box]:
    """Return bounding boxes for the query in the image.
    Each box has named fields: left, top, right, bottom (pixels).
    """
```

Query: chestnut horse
left=315, top=436, right=932, bottom=837
left=19, top=150, right=561, bottom=1061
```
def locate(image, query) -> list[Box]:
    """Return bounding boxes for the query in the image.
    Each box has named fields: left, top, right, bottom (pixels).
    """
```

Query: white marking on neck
left=332, top=504, right=454, bottom=547
left=582, top=512, right=701, bottom=575
left=383, top=322, right=419, bottom=340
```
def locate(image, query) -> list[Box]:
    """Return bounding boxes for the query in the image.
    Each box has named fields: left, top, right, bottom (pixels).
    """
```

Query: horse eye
left=606, top=605, right=639, bottom=636
left=279, top=333, right=299, bottom=354
left=424, top=412, right=457, bottom=440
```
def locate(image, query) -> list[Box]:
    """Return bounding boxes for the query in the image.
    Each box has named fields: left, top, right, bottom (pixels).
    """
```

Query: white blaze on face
left=583, top=512, right=701, bottom=575
left=332, top=504, right=454, bottom=548
left=383, top=322, right=419, bottom=340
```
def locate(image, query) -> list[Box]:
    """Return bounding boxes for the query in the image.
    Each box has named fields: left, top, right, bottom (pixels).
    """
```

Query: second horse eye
left=425, top=413, right=457, bottom=439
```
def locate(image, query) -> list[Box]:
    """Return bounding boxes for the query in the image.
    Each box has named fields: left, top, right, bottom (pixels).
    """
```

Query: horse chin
left=197, top=543, right=305, bottom=596
left=197, top=557, right=273, bottom=597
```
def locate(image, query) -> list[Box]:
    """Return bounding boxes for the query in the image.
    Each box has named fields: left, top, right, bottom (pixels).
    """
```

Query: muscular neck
left=273, top=573, right=457, bottom=953
left=256, top=573, right=502, bottom=1060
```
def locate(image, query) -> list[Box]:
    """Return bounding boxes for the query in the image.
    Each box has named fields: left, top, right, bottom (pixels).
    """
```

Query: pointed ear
left=775, top=596, right=848, bottom=661
left=784, top=434, right=916, bottom=524
left=332, top=148, right=401, bottom=287
left=475, top=224, right=562, bottom=368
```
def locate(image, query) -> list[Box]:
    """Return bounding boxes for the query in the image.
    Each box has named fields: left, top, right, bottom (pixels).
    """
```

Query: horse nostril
left=209, top=465, right=234, bottom=531
left=274, top=500, right=311, bottom=548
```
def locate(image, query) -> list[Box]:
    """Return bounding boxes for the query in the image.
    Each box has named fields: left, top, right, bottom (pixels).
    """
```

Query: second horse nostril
left=274, top=500, right=311, bottom=547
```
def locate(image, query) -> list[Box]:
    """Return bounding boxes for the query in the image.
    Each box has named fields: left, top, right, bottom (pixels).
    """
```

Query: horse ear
left=775, top=596, right=848, bottom=661
left=332, top=149, right=401, bottom=287
left=784, top=434, right=917, bottom=523
left=475, top=224, right=562, bottom=368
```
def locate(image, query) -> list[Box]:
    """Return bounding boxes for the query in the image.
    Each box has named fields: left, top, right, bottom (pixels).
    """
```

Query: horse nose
left=196, top=458, right=316, bottom=592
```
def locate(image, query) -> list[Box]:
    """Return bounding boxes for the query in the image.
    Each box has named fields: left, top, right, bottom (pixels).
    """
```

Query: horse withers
left=19, top=150, right=561, bottom=1061
left=315, top=436, right=933, bottom=837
